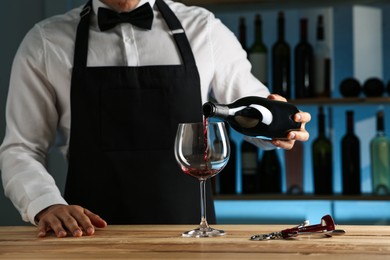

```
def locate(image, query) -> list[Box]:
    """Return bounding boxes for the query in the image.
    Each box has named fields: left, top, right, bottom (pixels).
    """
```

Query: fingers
left=36, top=205, right=107, bottom=238
left=294, top=111, right=312, bottom=124
left=271, top=139, right=295, bottom=150
left=267, top=94, right=287, bottom=102
left=84, top=208, right=107, bottom=229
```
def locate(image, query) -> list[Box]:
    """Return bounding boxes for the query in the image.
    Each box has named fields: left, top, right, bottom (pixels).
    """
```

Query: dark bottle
left=285, top=140, right=304, bottom=194
left=249, top=14, right=268, bottom=85
left=312, top=106, right=333, bottom=195
left=295, top=18, right=314, bottom=99
left=258, top=150, right=282, bottom=193
left=314, top=15, right=330, bottom=98
left=370, top=110, right=390, bottom=195
left=239, top=17, right=247, bottom=52
left=202, top=96, right=301, bottom=139
left=272, top=12, right=291, bottom=98
left=218, top=125, right=237, bottom=194
left=341, top=111, right=361, bottom=195
left=241, top=140, right=259, bottom=194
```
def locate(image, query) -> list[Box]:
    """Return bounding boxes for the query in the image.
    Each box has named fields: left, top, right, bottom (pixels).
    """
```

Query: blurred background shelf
left=291, top=97, right=390, bottom=105
left=177, top=0, right=388, bottom=10
left=215, top=194, right=390, bottom=200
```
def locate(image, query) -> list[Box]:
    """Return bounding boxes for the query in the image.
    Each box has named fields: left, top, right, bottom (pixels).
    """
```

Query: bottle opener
left=250, top=214, right=346, bottom=241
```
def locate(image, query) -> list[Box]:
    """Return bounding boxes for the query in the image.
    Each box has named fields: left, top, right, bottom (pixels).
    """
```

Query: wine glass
left=174, top=121, right=230, bottom=237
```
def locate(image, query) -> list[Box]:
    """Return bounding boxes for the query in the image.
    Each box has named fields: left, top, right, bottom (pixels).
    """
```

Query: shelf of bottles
left=210, top=3, right=390, bottom=204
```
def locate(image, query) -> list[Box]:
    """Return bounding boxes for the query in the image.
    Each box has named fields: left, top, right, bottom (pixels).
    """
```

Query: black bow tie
left=98, top=3, right=154, bottom=31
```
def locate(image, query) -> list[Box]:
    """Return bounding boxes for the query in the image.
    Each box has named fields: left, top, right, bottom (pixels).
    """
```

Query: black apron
left=64, top=0, right=216, bottom=224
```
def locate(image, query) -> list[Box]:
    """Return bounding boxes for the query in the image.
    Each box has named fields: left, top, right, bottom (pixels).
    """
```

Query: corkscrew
left=250, top=214, right=345, bottom=241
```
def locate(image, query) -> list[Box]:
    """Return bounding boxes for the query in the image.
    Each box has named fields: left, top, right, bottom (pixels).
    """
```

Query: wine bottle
left=249, top=14, right=268, bottom=85
left=370, top=110, right=390, bottom=195
left=312, top=106, right=333, bottom=195
left=295, top=18, right=314, bottom=99
left=258, top=150, right=282, bottom=193
left=272, top=12, right=291, bottom=98
left=285, top=140, right=304, bottom=194
left=314, top=15, right=330, bottom=97
left=239, top=16, right=247, bottom=52
left=241, top=140, right=259, bottom=194
left=218, top=125, right=237, bottom=194
left=202, top=96, right=301, bottom=139
left=341, top=111, right=361, bottom=195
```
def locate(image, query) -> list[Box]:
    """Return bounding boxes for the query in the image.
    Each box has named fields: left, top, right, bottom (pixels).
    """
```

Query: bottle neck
left=239, top=17, right=247, bottom=51
left=377, top=111, right=385, bottom=135
left=316, top=15, right=324, bottom=41
left=254, top=14, right=263, bottom=44
left=346, top=111, right=354, bottom=134
left=277, top=12, right=285, bottom=42
left=318, top=107, right=326, bottom=136
left=300, top=18, right=308, bottom=42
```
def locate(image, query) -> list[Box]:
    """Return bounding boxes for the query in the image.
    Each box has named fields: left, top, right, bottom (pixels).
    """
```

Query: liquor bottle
left=258, top=150, right=282, bottom=193
left=249, top=14, right=268, bottom=85
left=218, top=125, right=237, bottom=194
left=312, top=106, right=333, bottom=195
left=239, top=17, right=247, bottom=52
left=241, top=140, right=259, bottom=194
left=314, top=15, right=330, bottom=97
left=370, top=110, right=390, bottom=195
left=295, top=18, right=314, bottom=99
left=285, top=140, right=304, bottom=194
left=202, top=96, right=301, bottom=139
left=272, top=12, right=291, bottom=98
left=341, top=111, right=361, bottom=195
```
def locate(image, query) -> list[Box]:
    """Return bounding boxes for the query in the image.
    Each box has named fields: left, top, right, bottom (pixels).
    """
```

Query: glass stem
left=199, top=180, right=209, bottom=230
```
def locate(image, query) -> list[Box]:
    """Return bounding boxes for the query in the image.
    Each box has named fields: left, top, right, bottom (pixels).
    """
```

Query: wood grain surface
left=1, top=225, right=390, bottom=259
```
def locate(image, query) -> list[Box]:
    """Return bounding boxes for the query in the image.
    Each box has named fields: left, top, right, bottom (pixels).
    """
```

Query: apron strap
left=73, top=0, right=92, bottom=68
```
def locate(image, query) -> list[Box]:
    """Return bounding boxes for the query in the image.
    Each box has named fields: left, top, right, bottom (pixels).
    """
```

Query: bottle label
left=229, top=105, right=273, bottom=125
left=249, top=53, right=268, bottom=84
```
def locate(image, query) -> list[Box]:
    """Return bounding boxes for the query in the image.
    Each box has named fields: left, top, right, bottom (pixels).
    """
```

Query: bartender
left=0, top=0, right=310, bottom=238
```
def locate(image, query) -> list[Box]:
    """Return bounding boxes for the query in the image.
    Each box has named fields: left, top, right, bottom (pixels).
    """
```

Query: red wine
left=181, top=166, right=220, bottom=180
left=202, top=96, right=301, bottom=139
left=295, top=18, right=314, bottom=99
left=272, top=12, right=291, bottom=98
left=203, top=117, right=209, bottom=162
left=341, top=110, right=361, bottom=195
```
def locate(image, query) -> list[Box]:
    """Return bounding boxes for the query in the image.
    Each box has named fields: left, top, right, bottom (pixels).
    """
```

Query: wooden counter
left=1, top=225, right=390, bottom=259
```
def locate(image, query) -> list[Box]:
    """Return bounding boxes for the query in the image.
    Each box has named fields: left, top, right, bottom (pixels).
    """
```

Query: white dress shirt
left=0, top=0, right=270, bottom=224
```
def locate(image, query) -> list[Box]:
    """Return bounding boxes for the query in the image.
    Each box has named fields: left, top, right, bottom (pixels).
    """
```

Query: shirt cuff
left=27, top=193, right=68, bottom=225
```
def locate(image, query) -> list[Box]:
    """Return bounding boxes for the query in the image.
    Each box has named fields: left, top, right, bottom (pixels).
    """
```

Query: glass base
left=182, top=226, right=226, bottom=238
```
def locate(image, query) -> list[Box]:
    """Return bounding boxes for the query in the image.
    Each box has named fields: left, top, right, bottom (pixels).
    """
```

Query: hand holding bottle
left=267, top=94, right=311, bottom=150
left=203, top=94, right=311, bottom=150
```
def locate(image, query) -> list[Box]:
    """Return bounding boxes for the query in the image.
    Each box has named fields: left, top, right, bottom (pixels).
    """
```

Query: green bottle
left=370, top=110, right=390, bottom=195
left=249, top=14, right=268, bottom=85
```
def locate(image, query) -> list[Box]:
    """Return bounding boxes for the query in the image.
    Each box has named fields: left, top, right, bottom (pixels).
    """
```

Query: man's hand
left=267, top=94, right=311, bottom=150
left=36, top=204, right=107, bottom=238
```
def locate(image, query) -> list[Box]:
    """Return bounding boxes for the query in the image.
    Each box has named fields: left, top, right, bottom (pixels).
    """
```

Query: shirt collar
left=92, top=0, right=156, bottom=14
